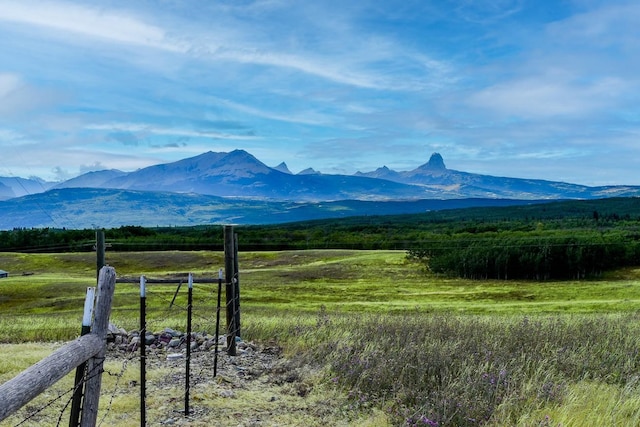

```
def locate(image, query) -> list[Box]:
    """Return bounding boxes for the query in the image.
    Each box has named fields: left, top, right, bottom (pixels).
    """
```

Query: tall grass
left=4, top=250, right=640, bottom=425
left=245, top=310, right=640, bottom=426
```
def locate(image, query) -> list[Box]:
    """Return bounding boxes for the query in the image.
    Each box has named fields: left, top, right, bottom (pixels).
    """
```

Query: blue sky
left=0, top=0, right=639, bottom=186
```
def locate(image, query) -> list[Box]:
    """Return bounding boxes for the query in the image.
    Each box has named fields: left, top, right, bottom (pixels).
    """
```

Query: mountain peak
left=298, top=167, right=320, bottom=175
left=273, top=162, right=292, bottom=174
left=426, top=153, right=446, bottom=170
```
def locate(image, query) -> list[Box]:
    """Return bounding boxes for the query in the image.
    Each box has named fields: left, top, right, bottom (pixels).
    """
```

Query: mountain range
left=1, top=149, right=639, bottom=229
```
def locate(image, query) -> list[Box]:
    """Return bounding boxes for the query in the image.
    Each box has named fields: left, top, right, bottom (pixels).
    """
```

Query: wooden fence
left=0, top=266, right=117, bottom=426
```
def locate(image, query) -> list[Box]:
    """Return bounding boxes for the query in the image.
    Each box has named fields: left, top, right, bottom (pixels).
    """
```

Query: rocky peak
left=273, top=162, right=292, bottom=174
left=298, top=167, right=321, bottom=175
left=425, top=153, right=446, bottom=170
left=418, top=153, right=447, bottom=171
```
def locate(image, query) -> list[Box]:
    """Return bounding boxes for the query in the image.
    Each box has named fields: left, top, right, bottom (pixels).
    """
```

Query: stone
left=164, top=327, right=182, bottom=337
left=145, top=333, right=156, bottom=345
left=158, top=332, right=173, bottom=344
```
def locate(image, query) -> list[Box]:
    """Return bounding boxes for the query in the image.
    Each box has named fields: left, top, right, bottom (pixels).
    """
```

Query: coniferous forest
left=2, top=197, right=640, bottom=280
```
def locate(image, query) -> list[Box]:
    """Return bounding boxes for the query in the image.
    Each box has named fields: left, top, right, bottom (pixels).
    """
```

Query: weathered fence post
left=96, top=230, right=105, bottom=282
left=233, top=232, right=241, bottom=338
left=80, top=266, right=117, bottom=427
left=69, top=287, right=96, bottom=427
left=214, top=268, right=222, bottom=377
left=224, top=225, right=237, bottom=356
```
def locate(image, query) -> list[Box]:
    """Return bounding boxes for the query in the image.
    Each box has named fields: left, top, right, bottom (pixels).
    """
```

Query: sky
left=0, top=0, right=639, bottom=186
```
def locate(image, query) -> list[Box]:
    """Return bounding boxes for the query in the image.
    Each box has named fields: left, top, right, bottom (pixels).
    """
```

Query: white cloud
left=212, top=97, right=333, bottom=126
left=0, top=73, right=22, bottom=97
left=1, top=1, right=452, bottom=92
left=86, top=123, right=259, bottom=141
left=0, top=0, right=185, bottom=52
left=0, top=73, right=64, bottom=118
left=468, top=76, right=625, bottom=118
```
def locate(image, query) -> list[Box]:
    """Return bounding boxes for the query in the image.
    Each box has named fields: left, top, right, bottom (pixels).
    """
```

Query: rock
left=158, top=332, right=173, bottom=344
left=219, top=390, right=235, bottom=398
left=164, top=327, right=182, bottom=337
left=169, top=338, right=182, bottom=348
left=144, top=333, right=156, bottom=345
left=167, top=353, right=183, bottom=361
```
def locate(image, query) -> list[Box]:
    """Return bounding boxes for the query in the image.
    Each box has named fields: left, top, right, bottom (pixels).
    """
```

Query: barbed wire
left=6, top=270, right=239, bottom=426
left=12, top=355, right=105, bottom=427
left=97, top=356, right=134, bottom=427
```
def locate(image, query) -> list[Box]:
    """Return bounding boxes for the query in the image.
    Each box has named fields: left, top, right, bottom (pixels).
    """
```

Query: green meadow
left=2, top=249, right=640, bottom=426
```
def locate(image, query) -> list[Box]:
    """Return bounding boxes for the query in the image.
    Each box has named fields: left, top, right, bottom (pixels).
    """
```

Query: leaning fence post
left=80, top=266, right=116, bottom=427
left=69, top=287, right=96, bottom=427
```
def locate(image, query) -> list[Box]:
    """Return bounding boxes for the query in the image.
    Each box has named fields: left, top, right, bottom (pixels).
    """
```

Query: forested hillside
left=2, top=197, right=640, bottom=280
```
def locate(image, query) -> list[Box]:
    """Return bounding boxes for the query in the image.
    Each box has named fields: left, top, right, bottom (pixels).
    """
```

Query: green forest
left=2, top=197, right=640, bottom=280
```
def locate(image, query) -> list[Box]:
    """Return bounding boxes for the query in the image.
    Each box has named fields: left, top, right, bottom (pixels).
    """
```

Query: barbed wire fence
left=1, top=227, right=241, bottom=426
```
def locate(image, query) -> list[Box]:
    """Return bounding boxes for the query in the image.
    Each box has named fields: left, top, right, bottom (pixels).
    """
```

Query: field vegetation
left=1, top=248, right=640, bottom=425
left=3, top=197, right=640, bottom=280
left=2, top=197, right=640, bottom=425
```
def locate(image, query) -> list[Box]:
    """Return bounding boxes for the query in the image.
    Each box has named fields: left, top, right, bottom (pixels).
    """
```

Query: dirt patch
left=105, top=339, right=364, bottom=426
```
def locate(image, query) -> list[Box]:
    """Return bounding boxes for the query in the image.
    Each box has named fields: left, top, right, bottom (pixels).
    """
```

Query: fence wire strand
left=7, top=271, right=237, bottom=426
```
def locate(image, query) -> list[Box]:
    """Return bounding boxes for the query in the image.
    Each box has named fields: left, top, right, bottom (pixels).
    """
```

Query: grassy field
left=2, top=250, right=640, bottom=426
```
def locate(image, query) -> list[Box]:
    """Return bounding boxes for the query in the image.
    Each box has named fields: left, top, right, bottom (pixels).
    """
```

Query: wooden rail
left=0, top=266, right=116, bottom=424
left=0, top=334, right=103, bottom=421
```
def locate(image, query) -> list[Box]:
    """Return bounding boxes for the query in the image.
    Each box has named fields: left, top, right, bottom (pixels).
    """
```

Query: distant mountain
left=273, top=162, right=292, bottom=174
left=53, top=169, right=127, bottom=189
left=4, top=147, right=640, bottom=228
left=356, top=153, right=640, bottom=200
left=0, top=187, right=548, bottom=229
left=56, top=150, right=440, bottom=201
left=3, top=150, right=640, bottom=205
left=0, top=176, right=54, bottom=200
left=298, top=167, right=321, bottom=175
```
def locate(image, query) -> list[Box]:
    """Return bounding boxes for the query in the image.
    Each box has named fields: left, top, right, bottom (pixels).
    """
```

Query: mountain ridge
left=2, top=150, right=640, bottom=202
left=2, top=150, right=640, bottom=228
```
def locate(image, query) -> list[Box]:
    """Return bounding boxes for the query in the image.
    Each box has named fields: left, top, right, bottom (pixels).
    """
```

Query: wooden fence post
left=233, top=232, right=241, bottom=338
left=80, top=266, right=117, bottom=427
left=69, top=287, right=96, bottom=427
left=96, top=231, right=105, bottom=282
left=224, top=225, right=237, bottom=356
left=214, top=268, right=222, bottom=377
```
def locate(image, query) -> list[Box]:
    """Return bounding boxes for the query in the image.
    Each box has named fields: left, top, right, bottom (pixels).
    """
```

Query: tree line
left=407, top=231, right=640, bottom=280
left=2, top=198, right=640, bottom=279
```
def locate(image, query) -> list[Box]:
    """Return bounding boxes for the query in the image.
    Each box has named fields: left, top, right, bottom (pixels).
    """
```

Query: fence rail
left=0, top=266, right=116, bottom=425
left=0, top=334, right=102, bottom=421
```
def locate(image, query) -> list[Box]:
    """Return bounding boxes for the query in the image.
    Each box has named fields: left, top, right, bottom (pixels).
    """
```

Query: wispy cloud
left=0, top=0, right=185, bottom=51
left=0, top=73, right=63, bottom=117
left=87, top=123, right=259, bottom=141
left=468, top=75, right=626, bottom=118
left=0, top=0, right=638, bottom=185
